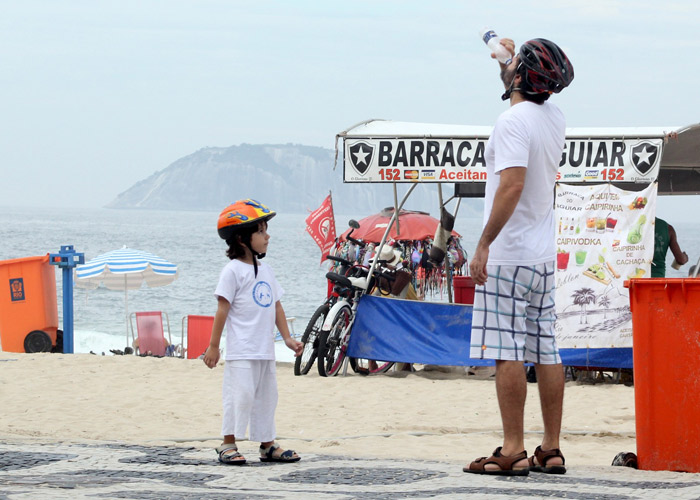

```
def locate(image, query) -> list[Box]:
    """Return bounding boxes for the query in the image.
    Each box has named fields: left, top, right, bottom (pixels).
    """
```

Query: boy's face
left=250, top=221, right=270, bottom=255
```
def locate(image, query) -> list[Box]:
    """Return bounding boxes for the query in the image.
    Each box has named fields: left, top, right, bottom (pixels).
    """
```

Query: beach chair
left=129, top=311, right=175, bottom=357
left=180, top=315, right=214, bottom=359
left=274, top=317, right=298, bottom=341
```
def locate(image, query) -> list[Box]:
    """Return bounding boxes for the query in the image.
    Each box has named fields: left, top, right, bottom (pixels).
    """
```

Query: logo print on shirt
left=252, top=281, right=273, bottom=308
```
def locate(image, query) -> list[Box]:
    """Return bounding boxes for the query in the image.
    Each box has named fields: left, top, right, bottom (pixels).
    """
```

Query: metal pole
left=445, top=258, right=453, bottom=303
left=49, top=245, right=84, bottom=354
left=62, top=266, right=74, bottom=353
left=436, top=184, right=453, bottom=303
left=393, top=182, right=400, bottom=236
left=365, top=184, right=418, bottom=292
left=125, top=276, right=130, bottom=351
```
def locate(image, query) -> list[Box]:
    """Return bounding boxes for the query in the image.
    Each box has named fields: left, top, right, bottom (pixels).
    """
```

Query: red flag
left=305, top=194, right=337, bottom=263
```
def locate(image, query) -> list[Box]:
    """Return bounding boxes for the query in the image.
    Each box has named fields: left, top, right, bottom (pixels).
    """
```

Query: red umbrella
left=339, top=208, right=460, bottom=243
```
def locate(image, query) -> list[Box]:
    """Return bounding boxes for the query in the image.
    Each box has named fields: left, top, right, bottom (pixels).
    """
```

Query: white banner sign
left=554, top=183, right=657, bottom=348
left=343, top=137, right=662, bottom=184
left=557, top=138, right=663, bottom=184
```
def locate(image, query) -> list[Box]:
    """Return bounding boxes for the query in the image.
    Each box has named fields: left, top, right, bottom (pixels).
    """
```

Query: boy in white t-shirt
left=203, top=199, right=303, bottom=465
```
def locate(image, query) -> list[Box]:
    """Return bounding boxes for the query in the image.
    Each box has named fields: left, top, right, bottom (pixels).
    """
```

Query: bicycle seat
left=326, top=272, right=368, bottom=290
left=326, top=271, right=352, bottom=288
left=348, top=276, right=369, bottom=289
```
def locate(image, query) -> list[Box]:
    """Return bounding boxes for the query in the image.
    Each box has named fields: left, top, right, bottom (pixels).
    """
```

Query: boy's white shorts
left=221, top=359, right=278, bottom=442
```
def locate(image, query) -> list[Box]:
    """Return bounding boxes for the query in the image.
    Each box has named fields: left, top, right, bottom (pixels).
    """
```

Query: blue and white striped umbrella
left=76, top=246, right=178, bottom=290
left=75, top=247, right=178, bottom=346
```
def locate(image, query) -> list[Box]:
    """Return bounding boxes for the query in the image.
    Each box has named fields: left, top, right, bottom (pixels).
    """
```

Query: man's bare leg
left=533, top=363, right=565, bottom=466
left=483, top=359, right=529, bottom=470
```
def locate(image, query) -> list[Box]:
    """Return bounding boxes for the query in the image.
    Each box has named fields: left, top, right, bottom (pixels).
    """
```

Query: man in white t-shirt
left=464, top=38, right=574, bottom=476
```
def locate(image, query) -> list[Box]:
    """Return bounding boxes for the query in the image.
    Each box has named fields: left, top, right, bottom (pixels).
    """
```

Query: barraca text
left=378, top=140, right=487, bottom=168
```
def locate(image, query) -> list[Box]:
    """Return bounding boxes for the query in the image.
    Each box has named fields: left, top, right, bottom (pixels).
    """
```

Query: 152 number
left=378, top=168, right=400, bottom=181
left=601, top=168, right=624, bottom=181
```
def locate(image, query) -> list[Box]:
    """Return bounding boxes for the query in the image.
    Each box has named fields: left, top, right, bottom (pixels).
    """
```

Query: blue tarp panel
left=347, top=295, right=633, bottom=369
left=347, top=295, right=493, bottom=366
left=559, top=348, right=633, bottom=369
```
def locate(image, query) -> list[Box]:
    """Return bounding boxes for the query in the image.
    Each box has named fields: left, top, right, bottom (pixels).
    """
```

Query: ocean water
left=0, top=206, right=696, bottom=360
left=0, top=206, right=484, bottom=359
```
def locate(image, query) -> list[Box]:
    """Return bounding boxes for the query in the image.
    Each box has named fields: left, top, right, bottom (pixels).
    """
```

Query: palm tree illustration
left=598, top=295, right=611, bottom=319
left=572, top=287, right=597, bottom=324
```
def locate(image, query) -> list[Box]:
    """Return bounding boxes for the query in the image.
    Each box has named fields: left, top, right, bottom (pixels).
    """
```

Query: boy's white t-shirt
left=214, top=259, right=284, bottom=361
left=483, top=100, right=566, bottom=265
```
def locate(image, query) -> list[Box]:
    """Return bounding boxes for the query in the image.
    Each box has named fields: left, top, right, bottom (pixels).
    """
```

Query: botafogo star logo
left=348, top=141, right=375, bottom=176
left=630, top=141, right=660, bottom=176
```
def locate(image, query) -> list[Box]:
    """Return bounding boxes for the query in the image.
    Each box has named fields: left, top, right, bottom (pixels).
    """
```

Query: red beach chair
left=129, top=311, right=173, bottom=356
left=181, top=315, right=214, bottom=359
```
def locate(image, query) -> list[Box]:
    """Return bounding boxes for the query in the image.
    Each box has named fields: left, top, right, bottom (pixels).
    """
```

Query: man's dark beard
left=500, top=64, right=517, bottom=89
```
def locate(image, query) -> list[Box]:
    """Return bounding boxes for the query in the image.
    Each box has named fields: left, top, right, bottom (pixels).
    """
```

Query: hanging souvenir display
left=326, top=233, right=468, bottom=299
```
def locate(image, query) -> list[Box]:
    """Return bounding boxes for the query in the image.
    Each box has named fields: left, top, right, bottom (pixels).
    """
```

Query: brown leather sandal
left=463, top=447, right=529, bottom=476
left=528, top=445, right=566, bottom=474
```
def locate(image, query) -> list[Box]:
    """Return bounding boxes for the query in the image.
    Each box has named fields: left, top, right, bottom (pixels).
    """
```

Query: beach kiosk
left=337, top=120, right=700, bottom=365
left=337, top=119, right=700, bottom=472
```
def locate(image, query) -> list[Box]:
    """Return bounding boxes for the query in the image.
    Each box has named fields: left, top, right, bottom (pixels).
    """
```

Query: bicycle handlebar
left=325, top=255, right=353, bottom=267
left=346, top=235, right=364, bottom=247
left=345, top=227, right=366, bottom=248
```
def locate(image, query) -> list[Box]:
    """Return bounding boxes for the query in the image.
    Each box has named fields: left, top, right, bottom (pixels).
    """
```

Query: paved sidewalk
left=1, top=441, right=700, bottom=499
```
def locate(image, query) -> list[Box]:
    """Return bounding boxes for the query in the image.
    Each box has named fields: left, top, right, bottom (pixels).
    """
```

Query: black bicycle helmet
left=518, top=38, right=574, bottom=94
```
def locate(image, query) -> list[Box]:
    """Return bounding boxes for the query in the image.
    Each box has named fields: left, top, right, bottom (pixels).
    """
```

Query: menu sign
left=554, top=183, right=657, bottom=348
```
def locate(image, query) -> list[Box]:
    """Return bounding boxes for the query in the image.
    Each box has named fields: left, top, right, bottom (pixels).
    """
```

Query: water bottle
left=479, top=28, right=512, bottom=65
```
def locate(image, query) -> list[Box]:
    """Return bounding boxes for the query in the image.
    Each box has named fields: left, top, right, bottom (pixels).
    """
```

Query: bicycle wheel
left=317, top=305, right=352, bottom=377
left=294, top=303, right=329, bottom=376
left=349, top=358, right=395, bottom=375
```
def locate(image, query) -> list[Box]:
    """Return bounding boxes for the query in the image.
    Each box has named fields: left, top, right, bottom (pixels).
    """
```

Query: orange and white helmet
left=217, top=199, right=276, bottom=240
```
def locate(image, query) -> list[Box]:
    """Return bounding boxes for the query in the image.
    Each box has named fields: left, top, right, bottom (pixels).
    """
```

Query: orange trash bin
left=453, top=276, right=476, bottom=305
left=0, top=255, right=58, bottom=353
left=626, top=278, right=700, bottom=473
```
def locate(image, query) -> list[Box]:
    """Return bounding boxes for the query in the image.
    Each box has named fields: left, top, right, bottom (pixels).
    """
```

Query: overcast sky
left=1, top=0, right=699, bottom=218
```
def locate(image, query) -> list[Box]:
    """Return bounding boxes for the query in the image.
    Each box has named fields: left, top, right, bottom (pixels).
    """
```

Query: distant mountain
left=106, top=143, right=481, bottom=217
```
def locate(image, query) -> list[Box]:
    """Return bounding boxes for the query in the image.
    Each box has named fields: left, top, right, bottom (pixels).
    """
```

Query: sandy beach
left=0, top=352, right=636, bottom=467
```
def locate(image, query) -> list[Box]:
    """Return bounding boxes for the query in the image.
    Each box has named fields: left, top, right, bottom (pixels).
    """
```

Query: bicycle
left=294, top=255, right=353, bottom=376
left=317, top=222, right=397, bottom=377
